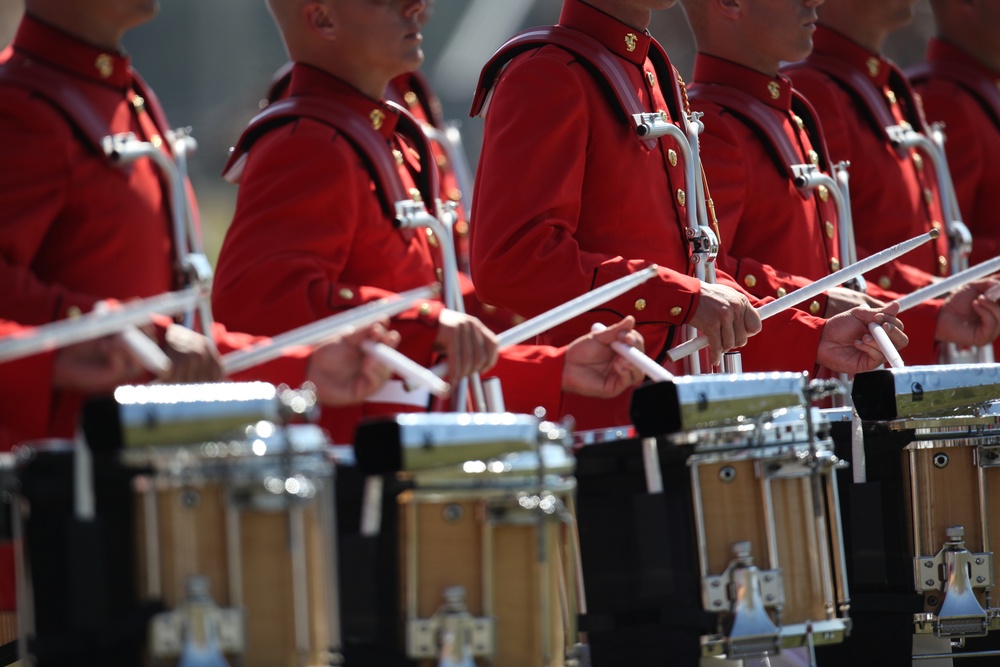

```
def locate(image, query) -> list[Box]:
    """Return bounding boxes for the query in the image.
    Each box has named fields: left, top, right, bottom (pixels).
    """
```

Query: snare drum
left=127, top=422, right=339, bottom=667
left=398, top=444, right=579, bottom=667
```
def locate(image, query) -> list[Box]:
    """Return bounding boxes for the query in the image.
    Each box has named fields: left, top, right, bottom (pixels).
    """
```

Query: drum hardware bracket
left=406, top=586, right=495, bottom=660
left=976, top=445, right=1000, bottom=469
left=149, top=603, right=245, bottom=657
left=913, top=526, right=992, bottom=638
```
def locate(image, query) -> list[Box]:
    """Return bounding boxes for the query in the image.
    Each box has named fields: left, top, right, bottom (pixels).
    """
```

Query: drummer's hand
left=435, top=308, right=499, bottom=378
left=823, top=286, right=885, bottom=317
left=307, top=323, right=401, bottom=406
left=935, top=280, right=1000, bottom=346
left=52, top=334, right=144, bottom=392
left=562, top=316, right=646, bottom=398
left=161, top=324, right=224, bottom=384
left=816, top=303, right=908, bottom=374
left=690, top=283, right=761, bottom=367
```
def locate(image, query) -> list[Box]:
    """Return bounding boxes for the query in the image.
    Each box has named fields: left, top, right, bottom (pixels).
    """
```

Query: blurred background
left=0, top=0, right=934, bottom=263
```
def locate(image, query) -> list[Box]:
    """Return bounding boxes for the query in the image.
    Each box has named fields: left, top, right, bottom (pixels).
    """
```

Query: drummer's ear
left=304, top=1, right=337, bottom=40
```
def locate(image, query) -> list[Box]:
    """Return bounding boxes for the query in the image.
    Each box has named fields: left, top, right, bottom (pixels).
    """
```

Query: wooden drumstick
left=590, top=322, right=675, bottom=381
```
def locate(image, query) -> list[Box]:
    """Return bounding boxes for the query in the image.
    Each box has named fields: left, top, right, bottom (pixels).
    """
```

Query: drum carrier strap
left=470, top=25, right=684, bottom=151
left=223, top=96, right=439, bottom=218
left=907, top=59, right=1000, bottom=129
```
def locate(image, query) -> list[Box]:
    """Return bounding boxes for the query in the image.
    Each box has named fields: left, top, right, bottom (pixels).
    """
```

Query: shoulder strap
left=0, top=58, right=112, bottom=155
left=471, top=25, right=674, bottom=150
left=908, top=60, right=1000, bottom=128
left=223, top=96, right=437, bottom=216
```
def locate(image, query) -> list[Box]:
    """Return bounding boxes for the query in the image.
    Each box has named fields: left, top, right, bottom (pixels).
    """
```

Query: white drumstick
left=94, top=302, right=173, bottom=375
left=893, top=254, right=1000, bottom=312
left=867, top=321, right=905, bottom=368
left=360, top=340, right=451, bottom=397
left=591, top=323, right=674, bottom=381
left=668, top=229, right=940, bottom=362
left=984, top=282, right=1000, bottom=302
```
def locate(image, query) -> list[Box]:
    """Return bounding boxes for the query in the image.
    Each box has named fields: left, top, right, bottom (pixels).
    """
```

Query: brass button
left=435, top=268, right=444, bottom=281
left=931, top=220, right=942, bottom=231
left=676, top=189, right=686, bottom=207
left=403, top=91, right=418, bottom=107
left=625, top=32, right=638, bottom=52
left=825, top=220, right=835, bottom=239
left=393, top=149, right=404, bottom=166
left=900, top=120, right=913, bottom=130
left=817, top=185, right=829, bottom=202
left=436, top=154, right=448, bottom=169
left=809, top=300, right=821, bottom=315
left=369, top=109, right=385, bottom=130
left=878, top=276, right=892, bottom=290
left=448, top=188, right=462, bottom=202
left=635, top=298, right=648, bottom=312
left=409, top=187, right=422, bottom=203
left=793, top=114, right=805, bottom=130
left=938, top=255, right=948, bottom=274
left=744, top=274, right=757, bottom=288
left=455, top=220, right=469, bottom=235
left=338, top=288, right=354, bottom=300
left=776, top=287, right=787, bottom=298
left=830, top=257, right=840, bottom=271
left=67, top=305, right=83, bottom=319
left=646, top=71, right=656, bottom=87
left=131, top=95, right=146, bottom=112
left=150, top=135, right=163, bottom=149
left=924, top=188, right=934, bottom=205
left=767, top=81, right=780, bottom=100
left=419, top=302, right=432, bottom=316
left=95, top=54, right=113, bottom=78
left=886, top=89, right=897, bottom=105
left=668, top=148, right=678, bottom=167
left=912, top=153, right=923, bottom=171
left=669, top=306, right=683, bottom=317
left=425, top=228, right=438, bottom=247
left=866, top=57, right=880, bottom=77
left=808, top=150, right=819, bottom=166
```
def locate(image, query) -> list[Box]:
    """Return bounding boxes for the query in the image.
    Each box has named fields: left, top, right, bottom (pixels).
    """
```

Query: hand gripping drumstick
left=667, top=229, right=940, bottom=362
left=93, top=302, right=173, bottom=375
left=360, top=339, right=451, bottom=397
left=590, top=322, right=675, bottom=381
left=891, top=254, right=1000, bottom=313
left=867, top=321, right=905, bottom=368
left=221, top=285, right=438, bottom=376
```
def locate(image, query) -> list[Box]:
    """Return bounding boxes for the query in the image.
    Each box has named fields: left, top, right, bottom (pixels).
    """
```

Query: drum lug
left=406, top=585, right=495, bottom=661
left=913, top=526, right=991, bottom=638
left=702, top=541, right=783, bottom=659
left=976, top=444, right=1000, bottom=469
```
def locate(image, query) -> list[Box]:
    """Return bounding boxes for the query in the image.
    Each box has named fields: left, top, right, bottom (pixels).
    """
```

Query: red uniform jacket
left=470, top=0, right=826, bottom=430
left=909, top=38, right=1000, bottom=267
left=0, top=14, right=311, bottom=438
left=0, top=322, right=54, bottom=451
left=212, top=64, right=566, bottom=443
left=689, top=55, right=940, bottom=366
left=784, top=26, right=949, bottom=294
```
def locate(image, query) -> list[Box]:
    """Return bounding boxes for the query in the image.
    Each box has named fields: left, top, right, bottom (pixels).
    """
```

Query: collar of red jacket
left=813, top=24, right=896, bottom=89
left=927, top=36, right=1000, bottom=80
left=558, top=0, right=651, bottom=67
left=11, top=12, right=133, bottom=90
left=693, top=53, right=793, bottom=112
left=286, top=62, right=402, bottom=140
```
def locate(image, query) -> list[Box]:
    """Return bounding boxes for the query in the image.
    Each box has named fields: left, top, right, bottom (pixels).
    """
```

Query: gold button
left=931, top=220, right=942, bottom=231
left=131, top=95, right=146, bottom=112
left=878, top=276, right=892, bottom=289
left=425, top=228, right=438, bottom=247
left=67, top=305, right=83, bottom=319
left=924, top=188, right=934, bottom=205
left=901, top=120, right=912, bottom=130
left=776, top=287, right=787, bottom=298
left=744, top=274, right=757, bottom=288
left=409, top=187, right=422, bottom=203
left=448, top=188, right=462, bottom=202
left=808, top=149, right=819, bottom=166
left=676, top=189, right=686, bottom=207
left=369, top=108, right=385, bottom=130
left=338, top=288, right=354, bottom=300
left=793, top=114, right=805, bottom=130
left=635, top=298, right=648, bottom=312
left=912, top=153, right=923, bottom=171
left=419, top=302, right=432, bottom=316
left=646, top=71, right=656, bottom=87
left=818, top=185, right=829, bottom=202
left=938, top=255, right=948, bottom=274
left=455, top=220, right=469, bottom=235
left=393, top=149, right=404, bottom=166
left=625, top=33, right=638, bottom=52
left=866, top=57, right=880, bottom=77
left=659, top=110, right=668, bottom=122
left=95, top=54, right=113, bottom=78
left=150, top=135, right=163, bottom=149
left=403, top=91, right=418, bottom=107
left=825, top=221, right=835, bottom=239
left=669, top=306, right=682, bottom=317
left=668, top=149, right=678, bottom=167
left=809, top=300, right=821, bottom=315
left=886, top=90, right=897, bottom=105
left=830, top=257, right=840, bottom=271
left=436, top=268, right=444, bottom=281
left=767, top=81, right=780, bottom=100
left=436, top=154, right=448, bottom=169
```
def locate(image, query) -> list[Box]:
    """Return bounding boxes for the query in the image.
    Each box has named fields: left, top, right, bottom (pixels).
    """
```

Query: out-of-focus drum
left=127, top=422, right=339, bottom=667
left=398, top=443, right=579, bottom=667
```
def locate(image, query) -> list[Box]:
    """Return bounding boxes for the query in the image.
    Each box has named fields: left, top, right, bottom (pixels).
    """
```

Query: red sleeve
left=0, top=322, right=55, bottom=449
left=485, top=345, right=565, bottom=416
left=0, top=87, right=101, bottom=324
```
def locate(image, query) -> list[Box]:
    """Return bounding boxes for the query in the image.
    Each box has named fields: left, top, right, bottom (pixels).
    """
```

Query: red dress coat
left=690, top=55, right=940, bottom=365
left=910, top=38, right=1000, bottom=267
left=784, top=26, right=949, bottom=294
left=471, top=0, right=825, bottom=430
